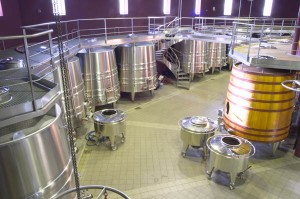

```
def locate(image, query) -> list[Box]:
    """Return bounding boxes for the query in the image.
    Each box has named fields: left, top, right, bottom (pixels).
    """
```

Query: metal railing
left=0, top=29, right=56, bottom=112
left=230, top=20, right=298, bottom=63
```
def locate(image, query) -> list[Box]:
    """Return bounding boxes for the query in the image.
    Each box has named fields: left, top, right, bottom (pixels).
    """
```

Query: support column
left=291, top=6, right=300, bottom=55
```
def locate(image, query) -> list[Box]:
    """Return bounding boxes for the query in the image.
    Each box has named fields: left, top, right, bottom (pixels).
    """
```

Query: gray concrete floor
left=76, top=71, right=300, bottom=199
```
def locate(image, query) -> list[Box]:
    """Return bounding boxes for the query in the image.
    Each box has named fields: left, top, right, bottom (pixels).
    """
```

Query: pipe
left=291, top=5, right=300, bottom=55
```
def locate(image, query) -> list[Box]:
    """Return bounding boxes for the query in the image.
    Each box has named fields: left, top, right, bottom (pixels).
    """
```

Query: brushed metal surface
left=207, top=42, right=227, bottom=72
left=206, top=134, right=255, bottom=189
left=94, top=109, right=126, bottom=150
left=57, top=56, right=86, bottom=127
left=116, top=42, right=157, bottom=97
left=84, top=47, right=120, bottom=106
left=0, top=104, right=74, bottom=199
left=175, top=40, right=208, bottom=75
left=179, top=116, right=216, bottom=158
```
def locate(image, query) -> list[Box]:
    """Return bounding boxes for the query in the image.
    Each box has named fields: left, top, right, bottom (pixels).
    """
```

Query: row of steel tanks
left=78, top=42, right=157, bottom=104
left=171, top=40, right=227, bottom=79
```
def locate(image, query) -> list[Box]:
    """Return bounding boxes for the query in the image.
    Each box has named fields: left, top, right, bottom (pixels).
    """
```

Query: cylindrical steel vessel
left=224, top=64, right=295, bottom=142
left=206, top=134, right=255, bottom=189
left=94, top=109, right=126, bottom=150
left=85, top=47, right=120, bottom=106
left=179, top=116, right=217, bottom=159
left=0, top=104, right=74, bottom=199
left=116, top=42, right=157, bottom=101
left=176, top=40, right=208, bottom=76
left=58, top=57, right=86, bottom=127
left=208, top=42, right=227, bottom=72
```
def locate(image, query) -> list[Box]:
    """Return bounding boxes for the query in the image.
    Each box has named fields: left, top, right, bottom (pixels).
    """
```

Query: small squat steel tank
left=206, top=134, right=255, bottom=190
left=179, top=116, right=217, bottom=159
left=93, top=109, right=126, bottom=150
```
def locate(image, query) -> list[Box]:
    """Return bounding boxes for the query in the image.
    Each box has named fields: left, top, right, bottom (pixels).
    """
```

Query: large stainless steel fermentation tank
left=83, top=47, right=120, bottom=106
left=174, top=40, right=208, bottom=79
left=207, top=42, right=226, bottom=73
left=116, top=42, right=157, bottom=101
left=206, top=134, right=255, bottom=190
left=0, top=104, right=74, bottom=199
left=57, top=57, right=86, bottom=127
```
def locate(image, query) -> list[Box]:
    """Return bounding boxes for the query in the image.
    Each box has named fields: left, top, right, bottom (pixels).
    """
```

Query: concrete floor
left=76, top=71, right=300, bottom=199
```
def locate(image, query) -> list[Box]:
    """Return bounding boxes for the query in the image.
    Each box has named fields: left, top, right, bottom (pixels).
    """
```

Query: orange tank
left=224, top=64, right=295, bottom=143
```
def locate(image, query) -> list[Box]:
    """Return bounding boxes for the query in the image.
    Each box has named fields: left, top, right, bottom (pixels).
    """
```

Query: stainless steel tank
left=85, top=47, right=120, bottom=106
left=175, top=40, right=208, bottom=79
left=179, top=116, right=217, bottom=159
left=0, top=104, right=74, bottom=199
left=208, top=43, right=226, bottom=73
left=58, top=56, right=86, bottom=127
left=116, top=42, right=157, bottom=101
left=206, top=134, right=255, bottom=190
left=93, top=109, right=126, bottom=150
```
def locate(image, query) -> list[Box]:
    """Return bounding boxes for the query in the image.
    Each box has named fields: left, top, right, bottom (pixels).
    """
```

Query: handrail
left=0, top=29, right=53, bottom=40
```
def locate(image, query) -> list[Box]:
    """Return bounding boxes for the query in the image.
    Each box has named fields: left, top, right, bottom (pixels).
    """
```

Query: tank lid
left=0, top=57, right=25, bottom=70
left=179, top=116, right=216, bottom=134
left=93, top=109, right=125, bottom=123
left=207, top=134, right=255, bottom=158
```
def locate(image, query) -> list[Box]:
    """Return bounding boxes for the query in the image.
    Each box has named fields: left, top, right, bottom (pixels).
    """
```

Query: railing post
left=247, top=25, right=254, bottom=62
left=131, top=18, right=134, bottom=35
left=148, top=17, right=151, bottom=33
left=280, top=19, right=285, bottom=36
left=77, top=20, right=81, bottom=43
left=65, top=22, right=69, bottom=42
left=22, top=29, right=37, bottom=111
left=104, top=19, right=107, bottom=44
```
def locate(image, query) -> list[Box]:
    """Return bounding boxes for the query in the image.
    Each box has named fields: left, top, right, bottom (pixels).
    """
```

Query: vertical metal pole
left=104, top=19, right=107, bottom=44
left=280, top=20, right=285, bottom=36
left=291, top=5, right=300, bottom=55
left=65, top=22, right=69, bottom=42
left=247, top=25, right=253, bottom=62
left=131, top=18, right=134, bottom=35
left=22, top=29, right=37, bottom=111
left=77, top=20, right=81, bottom=43
left=148, top=17, right=150, bottom=33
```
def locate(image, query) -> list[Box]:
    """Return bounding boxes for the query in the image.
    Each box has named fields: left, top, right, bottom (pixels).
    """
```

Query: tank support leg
left=229, top=172, right=237, bottom=190
left=203, top=146, right=209, bottom=160
left=206, top=166, right=214, bottom=179
left=109, top=135, right=117, bottom=151
left=131, top=92, right=135, bottom=101
left=181, top=143, right=189, bottom=157
left=272, top=142, right=280, bottom=156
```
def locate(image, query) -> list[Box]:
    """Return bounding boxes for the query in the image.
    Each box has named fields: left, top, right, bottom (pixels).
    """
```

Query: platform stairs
left=155, top=42, right=191, bottom=89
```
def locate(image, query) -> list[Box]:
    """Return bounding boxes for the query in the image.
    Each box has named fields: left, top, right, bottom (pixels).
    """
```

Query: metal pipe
left=291, top=5, right=300, bottom=55
left=0, top=29, right=53, bottom=40
left=22, top=29, right=37, bottom=111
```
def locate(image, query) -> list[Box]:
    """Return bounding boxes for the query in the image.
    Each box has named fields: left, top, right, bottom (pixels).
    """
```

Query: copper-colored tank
left=224, top=64, right=295, bottom=143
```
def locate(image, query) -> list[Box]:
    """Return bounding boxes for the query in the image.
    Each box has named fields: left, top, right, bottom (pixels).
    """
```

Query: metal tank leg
left=181, top=143, right=189, bottom=157
left=229, top=172, right=237, bottom=190
left=131, top=92, right=135, bottom=101
left=121, top=132, right=126, bottom=143
left=109, top=135, right=117, bottom=151
left=150, top=90, right=154, bottom=95
left=203, top=146, right=209, bottom=160
left=272, top=142, right=280, bottom=156
left=206, top=166, right=214, bottom=179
